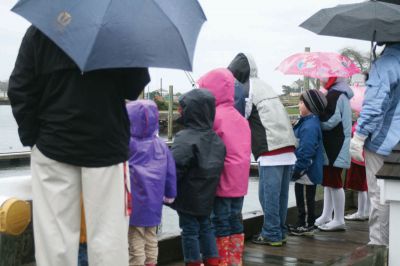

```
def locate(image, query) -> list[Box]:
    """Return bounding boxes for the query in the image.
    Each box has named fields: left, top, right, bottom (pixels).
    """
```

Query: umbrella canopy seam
left=151, top=0, right=192, bottom=71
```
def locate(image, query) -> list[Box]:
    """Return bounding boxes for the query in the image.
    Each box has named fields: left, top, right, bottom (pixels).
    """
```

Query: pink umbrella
left=277, top=52, right=361, bottom=79
left=350, top=83, right=366, bottom=113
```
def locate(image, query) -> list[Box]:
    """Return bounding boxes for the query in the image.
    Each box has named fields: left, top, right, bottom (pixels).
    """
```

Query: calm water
left=0, top=105, right=295, bottom=237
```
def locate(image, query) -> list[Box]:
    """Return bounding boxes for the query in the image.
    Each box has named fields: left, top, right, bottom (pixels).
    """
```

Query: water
left=0, top=105, right=296, bottom=237
left=0, top=105, right=30, bottom=153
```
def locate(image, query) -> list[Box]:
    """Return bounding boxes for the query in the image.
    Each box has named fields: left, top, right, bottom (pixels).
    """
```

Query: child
left=126, top=100, right=177, bottom=266
left=344, top=120, right=369, bottom=221
left=316, top=77, right=353, bottom=231
left=171, top=89, right=226, bottom=266
left=290, top=89, right=327, bottom=236
left=197, top=68, right=251, bottom=265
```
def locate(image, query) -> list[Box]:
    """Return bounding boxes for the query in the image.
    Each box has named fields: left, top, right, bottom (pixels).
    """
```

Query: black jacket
left=171, top=89, right=226, bottom=216
left=8, top=26, right=150, bottom=167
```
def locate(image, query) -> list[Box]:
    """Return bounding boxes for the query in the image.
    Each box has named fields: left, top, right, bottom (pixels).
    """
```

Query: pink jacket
left=198, top=68, right=251, bottom=197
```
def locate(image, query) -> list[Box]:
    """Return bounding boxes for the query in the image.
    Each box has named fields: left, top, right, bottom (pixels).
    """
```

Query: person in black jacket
left=8, top=26, right=150, bottom=266
left=171, top=89, right=226, bottom=266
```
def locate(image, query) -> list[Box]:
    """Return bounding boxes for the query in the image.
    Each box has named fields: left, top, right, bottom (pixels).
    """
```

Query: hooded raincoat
left=320, top=79, right=353, bottom=169
left=127, top=100, right=177, bottom=227
left=228, top=53, right=297, bottom=160
left=198, top=68, right=251, bottom=197
left=171, top=89, right=226, bottom=216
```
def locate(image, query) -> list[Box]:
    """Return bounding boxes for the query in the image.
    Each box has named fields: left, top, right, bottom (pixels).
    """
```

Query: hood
left=179, top=89, right=215, bottom=130
left=197, top=68, right=235, bottom=107
left=126, top=100, right=159, bottom=138
left=331, top=79, right=354, bottom=99
left=227, top=53, right=258, bottom=83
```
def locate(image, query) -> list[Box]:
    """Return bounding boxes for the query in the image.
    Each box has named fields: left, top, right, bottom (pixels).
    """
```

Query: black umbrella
left=300, top=0, right=400, bottom=43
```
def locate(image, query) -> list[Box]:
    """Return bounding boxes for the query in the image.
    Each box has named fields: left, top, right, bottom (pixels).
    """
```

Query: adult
left=228, top=53, right=297, bottom=246
left=8, top=26, right=150, bottom=266
left=350, top=42, right=400, bottom=246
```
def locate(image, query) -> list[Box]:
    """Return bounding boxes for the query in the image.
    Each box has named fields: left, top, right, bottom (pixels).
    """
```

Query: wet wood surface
left=163, top=220, right=370, bottom=266
left=377, top=143, right=400, bottom=180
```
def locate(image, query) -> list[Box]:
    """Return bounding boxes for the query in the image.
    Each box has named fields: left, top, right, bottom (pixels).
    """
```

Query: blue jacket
left=357, top=44, right=400, bottom=156
left=320, top=80, right=353, bottom=169
left=234, top=79, right=246, bottom=116
left=293, top=115, right=324, bottom=184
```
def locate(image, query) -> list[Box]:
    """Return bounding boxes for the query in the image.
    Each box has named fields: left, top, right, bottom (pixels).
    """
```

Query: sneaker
left=282, top=235, right=288, bottom=245
left=344, top=212, right=368, bottom=221
left=287, top=224, right=298, bottom=232
left=289, top=226, right=315, bottom=236
left=251, top=235, right=283, bottom=246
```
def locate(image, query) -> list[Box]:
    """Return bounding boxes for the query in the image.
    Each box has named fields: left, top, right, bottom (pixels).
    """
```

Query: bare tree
left=340, top=47, right=370, bottom=72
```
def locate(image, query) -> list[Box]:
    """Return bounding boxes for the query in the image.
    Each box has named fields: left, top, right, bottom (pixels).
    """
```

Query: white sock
left=331, top=187, right=345, bottom=225
left=357, top=191, right=368, bottom=217
left=315, top=187, right=333, bottom=225
left=364, top=192, right=371, bottom=217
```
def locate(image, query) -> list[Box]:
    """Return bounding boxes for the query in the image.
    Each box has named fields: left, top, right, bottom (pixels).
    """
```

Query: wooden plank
left=163, top=221, right=371, bottom=266
left=377, top=164, right=400, bottom=180
left=383, top=153, right=400, bottom=164
left=392, top=143, right=400, bottom=152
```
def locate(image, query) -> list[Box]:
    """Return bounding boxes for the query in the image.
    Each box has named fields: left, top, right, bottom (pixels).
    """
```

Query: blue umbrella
left=12, top=0, right=206, bottom=71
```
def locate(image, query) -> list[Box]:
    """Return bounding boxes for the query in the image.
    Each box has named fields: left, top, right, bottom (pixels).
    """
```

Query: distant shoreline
left=0, top=99, right=10, bottom=105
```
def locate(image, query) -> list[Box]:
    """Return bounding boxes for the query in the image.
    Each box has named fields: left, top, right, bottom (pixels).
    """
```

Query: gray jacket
left=228, top=53, right=296, bottom=159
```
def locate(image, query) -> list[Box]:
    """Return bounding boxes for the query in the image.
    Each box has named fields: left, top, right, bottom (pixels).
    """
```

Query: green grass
left=286, top=107, right=299, bottom=115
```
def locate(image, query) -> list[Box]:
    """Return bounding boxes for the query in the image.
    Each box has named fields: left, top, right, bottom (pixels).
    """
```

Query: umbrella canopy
left=277, top=52, right=361, bottom=79
left=300, top=0, right=400, bottom=42
left=12, top=0, right=206, bottom=72
left=350, top=83, right=366, bottom=113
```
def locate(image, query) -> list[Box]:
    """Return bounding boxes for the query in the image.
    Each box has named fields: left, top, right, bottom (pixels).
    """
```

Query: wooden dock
left=163, top=220, right=387, bottom=266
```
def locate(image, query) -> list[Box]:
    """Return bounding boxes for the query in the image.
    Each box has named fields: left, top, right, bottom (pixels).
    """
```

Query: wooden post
left=316, top=79, right=321, bottom=90
left=304, top=47, right=310, bottom=91
left=168, top=85, right=173, bottom=142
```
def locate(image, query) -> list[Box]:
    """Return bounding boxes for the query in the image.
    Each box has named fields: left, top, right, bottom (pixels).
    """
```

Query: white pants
left=364, top=149, right=389, bottom=246
left=31, top=146, right=130, bottom=266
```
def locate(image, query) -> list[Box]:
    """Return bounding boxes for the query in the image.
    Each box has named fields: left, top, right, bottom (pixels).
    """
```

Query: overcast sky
left=0, top=0, right=370, bottom=93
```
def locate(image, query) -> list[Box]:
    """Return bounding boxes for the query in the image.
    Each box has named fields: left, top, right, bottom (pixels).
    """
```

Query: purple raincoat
left=126, top=100, right=177, bottom=227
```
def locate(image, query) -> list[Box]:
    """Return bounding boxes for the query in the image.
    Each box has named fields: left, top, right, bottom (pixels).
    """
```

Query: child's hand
left=163, top=197, right=175, bottom=204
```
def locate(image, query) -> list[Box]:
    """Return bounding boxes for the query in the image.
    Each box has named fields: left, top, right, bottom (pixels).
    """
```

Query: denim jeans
left=178, top=212, right=219, bottom=262
left=258, top=164, right=292, bottom=242
left=78, top=243, right=88, bottom=266
left=212, top=197, right=244, bottom=237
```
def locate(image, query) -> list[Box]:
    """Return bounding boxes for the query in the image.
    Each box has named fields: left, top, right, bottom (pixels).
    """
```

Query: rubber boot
left=229, top=233, right=244, bottom=266
left=216, top=236, right=230, bottom=266
left=185, top=262, right=203, bottom=266
left=203, top=257, right=220, bottom=266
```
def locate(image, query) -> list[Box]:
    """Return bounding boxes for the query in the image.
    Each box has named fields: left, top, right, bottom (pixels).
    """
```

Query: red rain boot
left=203, top=257, right=220, bottom=266
left=229, top=233, right=245, bottom=266
left=216, top=236, right=230, bottom=266
left=185, top=262, right=203, bottom=266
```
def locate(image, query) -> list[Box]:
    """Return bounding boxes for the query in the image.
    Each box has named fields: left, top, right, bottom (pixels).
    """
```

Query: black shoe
left=251, top=235, right=283, bottom=246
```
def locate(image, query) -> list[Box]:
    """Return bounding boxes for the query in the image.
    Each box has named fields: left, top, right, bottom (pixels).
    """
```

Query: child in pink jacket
left=198, top=68, right=251, bottom=266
